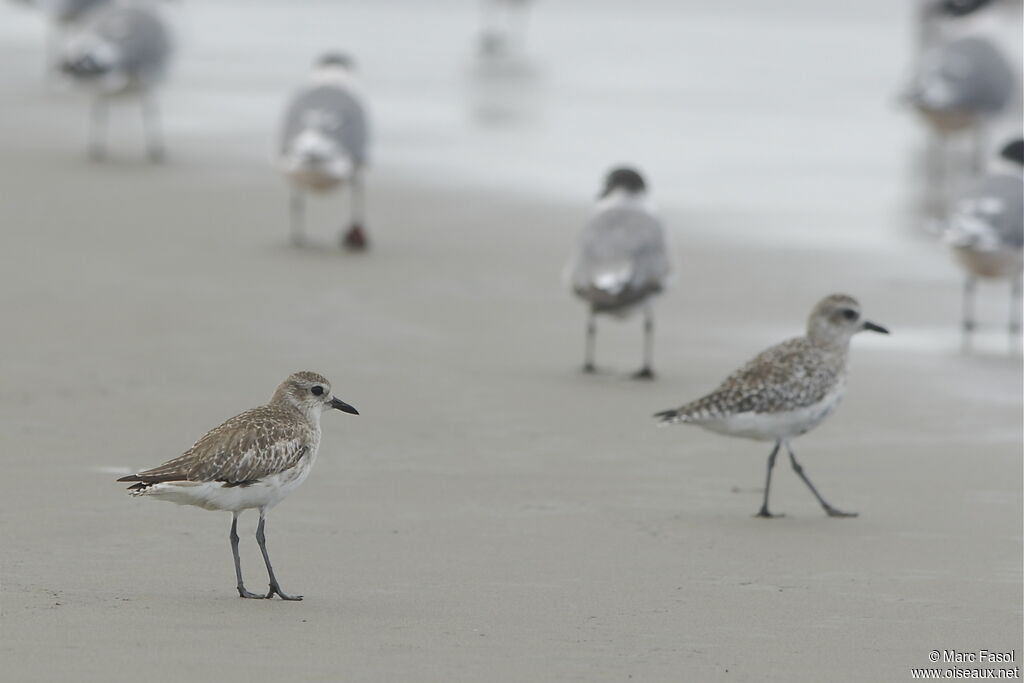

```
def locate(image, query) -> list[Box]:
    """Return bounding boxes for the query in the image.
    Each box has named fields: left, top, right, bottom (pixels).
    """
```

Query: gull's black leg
left=141, top=93, right=165, bottom=163
left=231, top=513, right=263, bottom=599
left=961, top=275, right=977, bottom=352
left=583, top=310, right=597, bottom=373
left=290, top=187, right=305, bottom=247
left=785, top=442, right=857, bottom=518
left=633, top=304, right=655, bottom=380
left=342, top=170, right=368, bottom=251
left=89, top=97, right=108, bottom=161
left=755, top=440, right=783, bottom=518
left=256, top=513, right=303, bottom=600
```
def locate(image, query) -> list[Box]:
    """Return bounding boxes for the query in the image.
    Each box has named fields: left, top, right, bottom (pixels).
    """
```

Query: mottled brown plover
left=118, top=371, right=359, bottom=600
left=565, top=167, right=671, bottom=379
left=654, top=294, right=888, bottom=518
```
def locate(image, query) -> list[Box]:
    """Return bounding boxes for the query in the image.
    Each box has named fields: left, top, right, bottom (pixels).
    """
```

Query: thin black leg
left=342, top=170, right=368, bottom=250
left=290, top=187, right=305, bottom=246
left=785, top=442, right=857, bottom=518
left=255, top=513, right=302, bottom=600
left=755, top=440, right=783, bottom=518
left=89, top=97, right=108, bottom=161
left=961, top=275, right=977, bottom=352
left=583, top=310, right=596, bottom=373
left=231, top=513, right=263, bottom=599
left=1009, top=276, right=1022, bottom=352
left=142, top=93, right=165, bottom=162
left=633, top=304, right=655, bottom=379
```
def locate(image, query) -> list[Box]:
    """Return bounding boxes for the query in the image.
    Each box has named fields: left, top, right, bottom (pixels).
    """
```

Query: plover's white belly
left=699, top=388, right=845, bottom=442
left=141, top=449, right=318, bottom=512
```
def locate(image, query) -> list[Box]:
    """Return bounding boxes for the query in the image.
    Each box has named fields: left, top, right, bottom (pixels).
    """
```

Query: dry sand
left=1, top=3, right=1021, bottom=683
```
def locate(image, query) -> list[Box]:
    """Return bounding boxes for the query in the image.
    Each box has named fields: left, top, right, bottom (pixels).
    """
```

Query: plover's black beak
left=598, top=183, right=613, bottom=199
left=862, top=320, right=889, bottom=334
left=330, top=397, right=359, bottom=415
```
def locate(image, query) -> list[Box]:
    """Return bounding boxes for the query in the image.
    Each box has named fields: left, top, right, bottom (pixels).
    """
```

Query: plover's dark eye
left=311, top=386, right=324, bottom=396
left=841, top=309, right=858, bottom=321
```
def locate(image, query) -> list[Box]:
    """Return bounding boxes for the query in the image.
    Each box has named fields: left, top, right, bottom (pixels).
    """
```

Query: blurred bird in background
left=478, top=0, right=532, bottom=61
left=903, top=0, right=1017, bottom=207
left=279, top=53, right=371, bottom=251
left=58, top=1, right=174, bottom=162
left=943, top=137, right=1024, bottom=351
left=566, top=167, right=671, bottom=379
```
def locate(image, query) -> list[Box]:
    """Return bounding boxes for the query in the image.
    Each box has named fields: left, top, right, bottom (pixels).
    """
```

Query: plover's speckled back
left=566, top=167, right=671, bottom=379
left=118, top=371, right=359, bottom=600
left=654, top=294, right=888, bottom=518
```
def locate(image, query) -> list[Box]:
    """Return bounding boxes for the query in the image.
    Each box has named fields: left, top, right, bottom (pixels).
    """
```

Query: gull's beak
left=861, top=320, right=889, bottom=334
left=329, top=397, right=359, bottom=415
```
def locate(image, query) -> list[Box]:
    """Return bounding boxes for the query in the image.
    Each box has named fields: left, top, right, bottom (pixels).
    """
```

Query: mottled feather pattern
left=656, top=338, right=846, bottom=423
left=127, top=406, right=315, bottom=486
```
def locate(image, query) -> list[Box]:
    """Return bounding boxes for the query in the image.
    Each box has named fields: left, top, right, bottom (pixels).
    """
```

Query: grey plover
left=566, top=167, right=671, bottom=379
left=117, top=371, right=359, bottom=600
left=944, top=137, right=1023, bottom=350
left=279, top=52, right=371, bottom=250
left=59, top=1, right=174, bottom=161
left=654, top=294, right=888, bottom=518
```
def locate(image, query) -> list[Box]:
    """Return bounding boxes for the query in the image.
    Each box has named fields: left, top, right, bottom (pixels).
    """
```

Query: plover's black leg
left=89, top=97, right=108, bottom=162
left=633, top=305, right=655, bottom=380
left=583, top=311, right=597, bottom=373
left=961, top=275, right=977, bottom=352
left=289, top=188, right=306, bottom=247
left=754, top=440, right=784, bottom=518
left=230, top=513, right=263, bottom=599
left=256, top=514, right=303, bottom=601
left=785, top=442, right=857, bottom=518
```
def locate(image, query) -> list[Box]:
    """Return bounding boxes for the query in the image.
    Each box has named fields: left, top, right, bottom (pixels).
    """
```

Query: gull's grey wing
left=98, top=5, right=172, bottom=77
left=118, top=407, right=312, bottom=485
left=280, top=85, right=369, bottom=163
left=910, top=36, right=1015, bottom=115
left=569, top=207, right=670, bottom=310
left=951, top=173, right=1024, bottom=248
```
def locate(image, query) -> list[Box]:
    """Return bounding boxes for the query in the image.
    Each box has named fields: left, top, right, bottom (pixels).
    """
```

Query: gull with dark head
left=566, top=166, right=671, bottom=379
left=117, top=371, right=359, bottom=600
left=59, top=1, right=173, bottom=161
left=654, top=295, right=888, bottom=518
left=944, top=137, right=1024, bottom=350
left=279, top=52, right=371, bottom=250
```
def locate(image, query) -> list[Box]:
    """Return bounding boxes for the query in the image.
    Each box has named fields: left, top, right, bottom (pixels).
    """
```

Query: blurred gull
left=566, top=167, right=671, bottom=379
left=904, top=3, right=1016, bottom=195
left=478, top=0, right=532, bottom=61
left=279, top=53, right=371, bottom=251
left=59, top=1, right=173, bottom=162
left=943, top=137, right=1024, bottom=350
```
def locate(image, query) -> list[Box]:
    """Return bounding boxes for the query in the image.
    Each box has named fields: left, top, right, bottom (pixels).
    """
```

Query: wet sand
left=1, top=2, right=1021, bottom=682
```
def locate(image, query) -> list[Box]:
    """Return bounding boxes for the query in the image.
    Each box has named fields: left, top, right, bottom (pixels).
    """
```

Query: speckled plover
left=118, top=371, right=359, bottom=600
left=654, top=294, right=888, bottom=518
left=565, top=167, right=671, bottom=379
left=59, top=2, right=174, bottom=162
left=279, top=52, right=371, bottom=250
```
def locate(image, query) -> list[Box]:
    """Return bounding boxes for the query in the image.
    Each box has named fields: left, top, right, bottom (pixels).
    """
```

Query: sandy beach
left=1, top=2, right=1021, bottom=682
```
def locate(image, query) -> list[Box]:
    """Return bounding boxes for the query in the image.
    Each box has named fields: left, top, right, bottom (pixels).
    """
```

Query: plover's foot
left=238, top=586, right=265, bottom=599
left=632, top=367, right=655, bottom=380
left=824, top=507, right=858, bottom=518
left=582, top=363, right=596, bottom=374
left=267, top=585, right=303, bottom=601
left=754, top=509, right=785, bottom=519
left=342, top=224, right=368, bottom=251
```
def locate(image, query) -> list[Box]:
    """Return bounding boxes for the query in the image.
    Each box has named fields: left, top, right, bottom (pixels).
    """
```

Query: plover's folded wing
left=118, top=407, right=310, bottom=485
left=280, top=85, right=369, bottom=164
left=654, top=338, right=840, bottom=424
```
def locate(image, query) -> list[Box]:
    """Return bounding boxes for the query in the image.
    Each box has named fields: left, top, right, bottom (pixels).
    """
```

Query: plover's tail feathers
left=653, top=406, right=695, bottom=425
